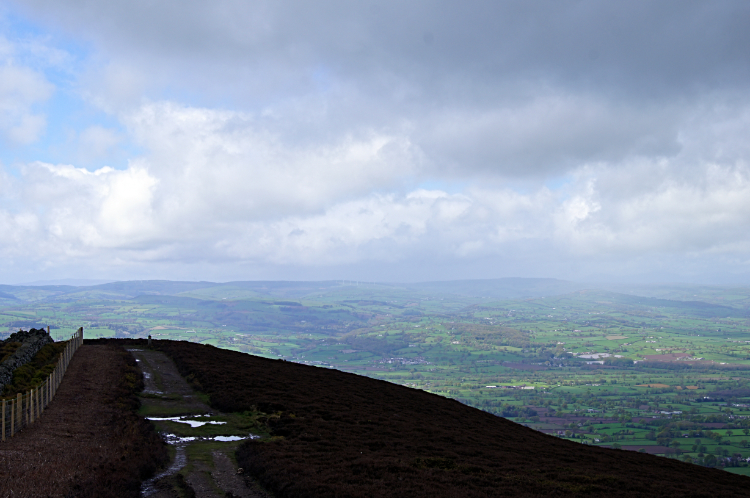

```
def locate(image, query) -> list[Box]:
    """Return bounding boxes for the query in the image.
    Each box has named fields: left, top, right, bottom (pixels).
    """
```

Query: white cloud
left=20, top=162, right=159, bottom=253
left=122, top=101, right=421, bottom=221
left=2, top=149, right=750, bottom=283
left=564, top=162, right=750, bottom=256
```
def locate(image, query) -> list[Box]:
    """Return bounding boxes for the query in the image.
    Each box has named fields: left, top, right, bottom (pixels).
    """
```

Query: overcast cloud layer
left=1, top=1, right=750, bottom=284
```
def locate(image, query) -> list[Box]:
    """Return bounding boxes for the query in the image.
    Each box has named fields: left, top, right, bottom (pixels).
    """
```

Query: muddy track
left=130, top=348, right=271, bottom=498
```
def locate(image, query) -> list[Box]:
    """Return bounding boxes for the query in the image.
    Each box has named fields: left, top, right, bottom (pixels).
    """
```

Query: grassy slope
left=139, top=339, right=750, bottom=497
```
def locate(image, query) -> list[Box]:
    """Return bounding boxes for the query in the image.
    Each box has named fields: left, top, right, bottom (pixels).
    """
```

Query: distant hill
left=13, top=278, right=117, bottom=286
left=405, top=277, right=586, bottom=298
left=2, top=279, right=749, bottom=317
left=0, top=278, right=586, bottom=302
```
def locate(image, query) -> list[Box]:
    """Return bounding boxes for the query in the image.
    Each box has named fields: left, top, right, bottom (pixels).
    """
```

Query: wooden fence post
left=16, top=393, right=21, bottom=431
left=10, top=398, right=14, bottom=437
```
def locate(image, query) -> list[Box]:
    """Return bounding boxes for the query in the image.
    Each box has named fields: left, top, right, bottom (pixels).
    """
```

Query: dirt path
left=130, top=348, right=271, bottom=498
left=0, top=345, right=166, bottom=498
left=134, top=348, right=212, bottom=415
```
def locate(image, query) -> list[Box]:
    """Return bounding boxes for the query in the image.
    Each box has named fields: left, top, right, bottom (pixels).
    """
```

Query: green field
left=3, top=279, right=750, bottom=470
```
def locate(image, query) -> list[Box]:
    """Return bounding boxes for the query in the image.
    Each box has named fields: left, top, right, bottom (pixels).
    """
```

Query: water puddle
left=159, top=433, right=261, bottom=444
left=147, top=415, right=227, bottom=428
left=161, top=433, right=199, bottom=444
left=213, top=436, right=243, bottom=442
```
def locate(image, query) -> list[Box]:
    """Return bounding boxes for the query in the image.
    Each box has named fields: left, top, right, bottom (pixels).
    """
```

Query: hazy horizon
left=2, top=2, right=750, bottom=285
left=7, top=276, right=748, bottom=292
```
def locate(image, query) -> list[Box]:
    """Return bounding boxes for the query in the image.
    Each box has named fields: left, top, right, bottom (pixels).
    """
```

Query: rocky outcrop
left=0, top=328, right=53, bottom=392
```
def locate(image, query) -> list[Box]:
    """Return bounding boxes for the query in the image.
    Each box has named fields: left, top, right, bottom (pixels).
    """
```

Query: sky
left=1, top=1, right=750, bottom=284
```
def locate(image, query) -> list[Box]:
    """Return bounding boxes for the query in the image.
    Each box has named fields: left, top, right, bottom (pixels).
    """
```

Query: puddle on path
left=146, top=415, right=228, bottom=428
left=160, top=433, right=261, bottom=444
left=214, top=435, right=258, bottom=442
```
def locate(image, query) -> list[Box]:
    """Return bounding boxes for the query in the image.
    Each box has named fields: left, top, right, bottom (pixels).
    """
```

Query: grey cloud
left=418, top=95, right=684, bottom=176
left=9, top=1, right=750, bottom=178
left=12, top=1, right=750, bottom=96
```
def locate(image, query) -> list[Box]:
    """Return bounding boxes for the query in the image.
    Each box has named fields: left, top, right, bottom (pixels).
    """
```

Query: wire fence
left=1, top=327, right=83, bottom=441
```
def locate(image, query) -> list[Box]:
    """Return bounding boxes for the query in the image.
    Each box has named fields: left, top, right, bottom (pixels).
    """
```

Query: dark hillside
left=126, top=340, right=750, bottom=497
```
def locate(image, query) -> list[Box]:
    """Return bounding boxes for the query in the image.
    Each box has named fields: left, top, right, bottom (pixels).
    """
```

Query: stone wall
left=0, top=328, right=53, bottom=393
